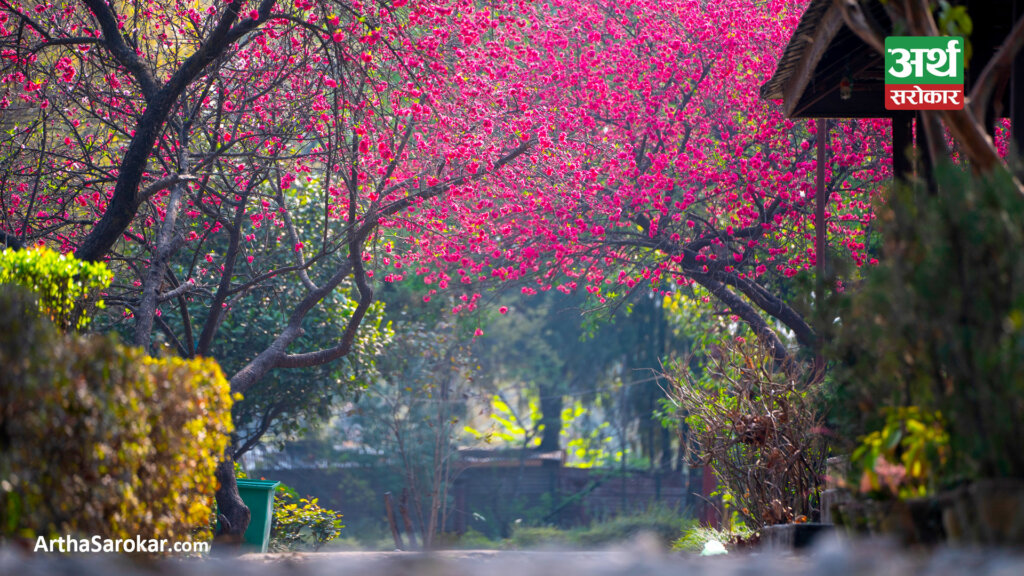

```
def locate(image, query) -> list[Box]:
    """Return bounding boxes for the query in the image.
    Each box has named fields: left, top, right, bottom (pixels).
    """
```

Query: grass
left=310, top=508, right=698, bottom=551
left=504, top=508, right=695, bottom=550
left=671, top=523, right=755, bottom=553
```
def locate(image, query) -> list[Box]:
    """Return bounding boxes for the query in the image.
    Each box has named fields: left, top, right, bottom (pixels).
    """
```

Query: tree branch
left=970, top=13, right=1024, bottom=128
left=80, top=0, right=161, bottom=100
left=689, top=272, right=792, bottom=364
left=73, top=1, right=278, bottom=263
left=275, top=238, right=374, bottom=369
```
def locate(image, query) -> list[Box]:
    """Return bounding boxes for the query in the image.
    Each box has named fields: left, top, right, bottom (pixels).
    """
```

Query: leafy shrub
left=0, top=247, right=111, bottom=331
left=269, top=483, right=344, bottom=552
left=668, top=339, right=828, bottom=526
left=672, top=523, right=754, bottom=553
left=832, top=166, right=1024, bottom=481
left=0, top=287, right=234, bottom=551
left=850, top=407, right=949, bottom=499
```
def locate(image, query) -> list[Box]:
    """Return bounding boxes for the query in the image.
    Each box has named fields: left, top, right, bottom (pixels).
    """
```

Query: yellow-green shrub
left=0, top=247, right=111, bottom=331
left=0, top=287, right=234, bottom=550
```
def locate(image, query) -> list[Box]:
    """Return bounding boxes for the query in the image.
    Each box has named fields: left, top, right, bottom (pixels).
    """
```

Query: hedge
left=0, top=287, right=234, bottom=551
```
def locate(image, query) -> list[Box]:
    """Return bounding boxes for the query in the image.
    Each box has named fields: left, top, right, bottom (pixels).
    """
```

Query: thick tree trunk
left=213, top=456, right=250, bottom=552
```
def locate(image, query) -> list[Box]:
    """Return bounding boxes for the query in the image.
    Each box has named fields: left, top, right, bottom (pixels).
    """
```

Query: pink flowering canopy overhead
left=0, top=0, right=891, bottom=366
left=388, top=0, right=891, bottom=349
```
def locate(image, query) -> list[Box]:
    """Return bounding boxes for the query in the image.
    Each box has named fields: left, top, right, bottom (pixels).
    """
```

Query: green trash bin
left=235, top=479, right=280, bottom=553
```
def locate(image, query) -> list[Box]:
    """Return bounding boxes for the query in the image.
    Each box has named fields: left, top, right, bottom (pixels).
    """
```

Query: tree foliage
left=220, top=288, right=392, bottom=458
left=0, top=0, right=891, bottom=382
left=406, top=0, right=889, bottom=359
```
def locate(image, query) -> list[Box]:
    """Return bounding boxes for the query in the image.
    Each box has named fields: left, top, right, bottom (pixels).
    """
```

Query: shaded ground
left=4, top=537, right=1024, bottom=575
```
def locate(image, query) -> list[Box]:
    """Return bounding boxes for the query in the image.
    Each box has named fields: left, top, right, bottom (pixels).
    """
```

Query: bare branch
left=970, top=13, right=1024, bottom=127
left=138, top=174, right=197, bottom=205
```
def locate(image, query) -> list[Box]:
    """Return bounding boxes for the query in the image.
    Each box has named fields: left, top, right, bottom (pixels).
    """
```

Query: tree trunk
left=133, top=182, right=185, bottom=351
left=538, top=383, right=563, bottom=452
left=213, top=456, right=250, bottom=552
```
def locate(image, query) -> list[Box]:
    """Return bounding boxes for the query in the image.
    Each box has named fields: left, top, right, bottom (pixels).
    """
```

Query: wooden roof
left=760, top=0, right=1019, bottom=119
left=760, top=0, right=894, bottom=118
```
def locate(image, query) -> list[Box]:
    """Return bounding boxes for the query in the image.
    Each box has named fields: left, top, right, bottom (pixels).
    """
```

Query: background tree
left=332, top=316, right=474, bottom=548
left=474, top=288, right=685, bottom=471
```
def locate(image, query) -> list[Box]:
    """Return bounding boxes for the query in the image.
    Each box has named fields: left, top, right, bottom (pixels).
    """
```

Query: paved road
left=4, top=537, right=1024, bottom=575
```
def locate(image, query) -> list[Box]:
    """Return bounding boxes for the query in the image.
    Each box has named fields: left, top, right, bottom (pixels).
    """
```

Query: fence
left=254, top=451, right=710, bottom=538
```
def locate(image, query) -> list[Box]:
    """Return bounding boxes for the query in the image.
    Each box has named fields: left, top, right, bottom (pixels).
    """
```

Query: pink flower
left=294, top=242, right=304, bottom=252
left=499, top=306, right=508, bottom=314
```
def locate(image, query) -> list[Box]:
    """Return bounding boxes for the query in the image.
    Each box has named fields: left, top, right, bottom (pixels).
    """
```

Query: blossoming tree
left=1, top=0, right=891, bottom=538
left=398, top=0, right=891, bottom=360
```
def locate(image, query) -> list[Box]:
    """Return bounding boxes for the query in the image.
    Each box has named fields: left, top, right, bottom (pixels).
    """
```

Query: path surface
left=4, top=538, right=1024, bottom=575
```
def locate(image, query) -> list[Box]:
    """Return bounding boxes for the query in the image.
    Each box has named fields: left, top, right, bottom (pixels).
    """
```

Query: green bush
left=269, top=483, right=344, bottom=552
left=672, top=523, right=753, bottom=553
left=318, top=536, right=365, bottom=551
left=0, top=247, right=111, bottom=331
left=832, top=166, right=1024, bottom=481
left=441, top=527, right=501, bottom=549
left=0, top=287, right=234, bottom=551
left=502, top=509, right=693, bottom=550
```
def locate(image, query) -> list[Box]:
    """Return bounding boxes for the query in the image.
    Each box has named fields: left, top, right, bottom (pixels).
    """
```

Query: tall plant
left=668, top=339, right=828, bottom=527
left=832, top=165, right=1024, bottom=481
